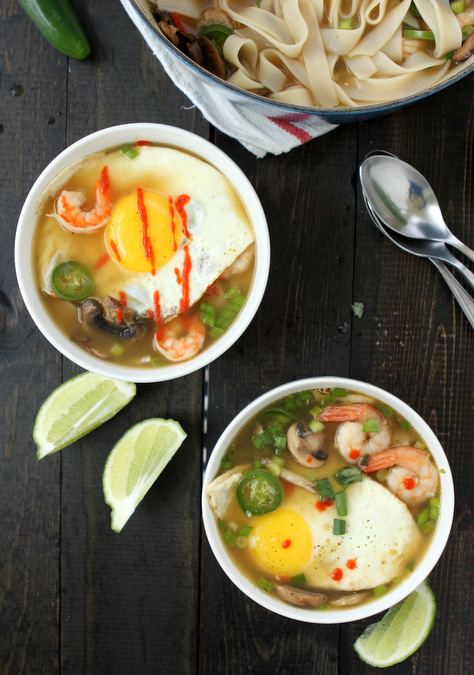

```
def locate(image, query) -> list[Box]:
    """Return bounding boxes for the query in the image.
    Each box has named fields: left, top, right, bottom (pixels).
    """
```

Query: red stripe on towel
left=269, top=117, right=312, bottom=144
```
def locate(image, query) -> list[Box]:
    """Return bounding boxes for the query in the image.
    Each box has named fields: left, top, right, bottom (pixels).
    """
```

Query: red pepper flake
left=137, top=187, right=156, bottom=276
left=116, top=306, right=123, bottom=324
left=175, top=194, right=191, bottom=238
left=171, top=11, right=185, bottom=33
left=306, top=457, right=313, bottom=464
left=349, top=449, right=360, bottom=460
left=146, top=310, right=154, bottom=320
left=403, top=477, right=416, bottom=490
left=315, top=498, right=333, bottom=512
left=331, top=568, right=343, bottom=581
left=153, top=290, right=162, bottom=324
left=109, top=239, right=121, bottom=262
left=281, top=539, right=291, bottom=549
left=179, top=244, right=192, bottom=314
left=94, top=253, right=110, bottom=269
left=136, top=140, right=151, bottom=146
left=168, top=196, right=178, bottom=251
left=174, top=267, right=182, bottom=285
left=118, top=291, right=127, bottom=306
left=346, top=559, right=356, bottom=570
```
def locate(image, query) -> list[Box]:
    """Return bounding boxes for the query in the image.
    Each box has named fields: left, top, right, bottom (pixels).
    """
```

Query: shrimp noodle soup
left=204, top=382, right=452, bottom=619
left=31, top=141, right=256, bottom=368
left=148, top=0, right=474, bottom=108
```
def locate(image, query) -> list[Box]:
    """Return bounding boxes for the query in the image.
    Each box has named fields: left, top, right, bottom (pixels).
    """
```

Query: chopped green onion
left=420, top=520, right=435, bottom=533
left=120, top=145, right=139, bottom=159
left=284, top=391, right=312, bottom=410
left=224, top=528, right=236, bottom=547
left=409, top=1, right=421, bottom=16
left=445, top=50, right=456, bottom=60
left=309, top=420, right=325, bottom=433
left=335, top=491, right=347, bottom=517
left=272, top=454, right=285, bottom=467
left=267, top=461, right=281, bottom=477
left=338, top=18, right=355, bottom=29
left=414, top=440, right=427, bottom=450
left=258, top=577, right=273, bottom=592
left=200, top=302, right=216, bottom=327
left=110, top=343, right=125, bottom=357
left=406, top=561, right=415, bottom=571
left=260, top=408, right=297, bottom=425
left=333, top=518, right=346, bottom=535
left=450, top=0, right=465, bottom=13
left=274, top=435, right=287, bottom=453
left=316, top=478, right=335, bottom=501
left=309, top=404, right=322, bottom=418
left=376, top=469, right=389, bottom=483
left=210, top=292, right=246, bottom=336
left=220, top=460, right=232, bottom=470
left=254, top=458, right=263, bottom=469
left=252, top=431, right=272, bottom=450
left=209, top=326, right=225, bottom=338
left=403, top=29, right=434, bottom=39
left=321, top=395, right=337, bottom=408
left=291, top=573, right=306, bottom=587
left=218, top=519, right=226, bottom=529
left=305, top=468, right=319, bottom=482
left=228, top=521, right=239, bottom=532
left=267, top=422, right=284, bottom=438
left=429, top=497, right=440, bottom=520
left=462, top=25, right=474, bottom=40
left=360, top=453, right=370, bottom=467
left=318, top=603, right=330, bottom=610
left=400, top=420, right=412, bottom=430
left=238, top=525, right=253, bottom=536
left=332, top=388, right=347, bottom=397
left=335, top=466, right=362, bottom=486
left=439, top=468, right=446, bottom=474
left=373, top=585, right=387, bottom=598
left=377, top=404, right=393, bottom=418
left=391, top=577, right=402, bottom=585
left=236, top=535, right=248, bottom=548
left=363, top=418, right=380, bottom=433
left=225, top=285, right=241, bottom=299
left=417, top=508, right=429, bottom=526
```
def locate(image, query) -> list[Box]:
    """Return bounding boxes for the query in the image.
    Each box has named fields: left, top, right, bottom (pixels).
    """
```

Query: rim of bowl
left=129, top=0, right=474, bottom=117
left=202, top=376, right=455, bottom=624
left=15, top=123, right=270, bottom=383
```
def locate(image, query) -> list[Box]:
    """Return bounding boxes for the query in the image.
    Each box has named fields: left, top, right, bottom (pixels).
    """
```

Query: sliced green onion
left=218, top=519, right=226, bottom=529
left=335, top=466, right=362, bottom=486
left=377, top=404, right=393, bottom=418
left=227, top=446, right=236, bottom=459
left=291, top=573, right=306, bottom=587
left=236, top=535, right=248, bottom=548
left=228, top=521, right=239, bottom=532
left=376, top=469, right=389, bottom=483
left=403, top=29, right=434, bottom=39
left=333, top=518, right=346, bottom=535
left=200, top=302, right=216, bottom=327
left=267, top=422, right=284, bottom=439
left=224, top=528, right=236, bottom=546
left=429, top=497, right=440, bottom=520
left=420, top=519, right=435, bottom=533
left=338, top=18, right=355, bottom=29
left=316, top=478, right=335, bottom=501
left=321, top=395, right=337, bottom=408
left=284, top=391, right=312, bottom=410
left=400, top=420, right=412, bottom=430
left=209, top=326, right=225, bottom=338
left=462, top=25, right=474, bottom=40
left=309, top=419, right=325, bottom=433
left=391, top=577, right=402, bottom=585
left=417, top=508, right=429, bottom=526
left=332, top=388, right=347, bottom=397
left=254, top=458, right=263, bottom=469
left=450, top=0, right=465, bottom=13
left=120, top=145, right=139, bottom=159
left=238, top=525, right=253, bottom=537
left=406, top=561, right=415, bottom=571
left=360, top=453, right=370, bottom=467
left=409, top=1, right=421, bottom=17
left=272, top=455, right=285, bottom=467
left=445, top=50, right=456, bottom=60
left=210, top=292, right=245, bottom=336
left=363, top=418, right=380, bottom=433
left=274, top=435, right=287, bottom=453
left=414, top=440, right=427, bottom=450
left=305, top=468, right=319, bottom=482
left=373, top=585, right=387, bottom=598
left=267, top=461, right=281, bottom=477
left=260, top=408, right=297, bottom=425
left=220, top=460, right=232, bottom=470
left=252, top=430, right=272, bottom=450
left=309, top=404, right=322, bottom=418
left=258, top=576, right=273, bottom=592
left=335, top=491, right=347, bottom=517
left=110, top=343, right=125, bottom=357
left=440, top=468, right=446, bottom=474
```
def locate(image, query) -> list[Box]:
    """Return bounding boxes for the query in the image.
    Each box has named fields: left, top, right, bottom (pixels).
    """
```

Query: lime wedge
left=34, top=373, right=136, bottom=459
left=354, top=580, right=436, bottom=668
left=103, top=418, right=187, bottom=532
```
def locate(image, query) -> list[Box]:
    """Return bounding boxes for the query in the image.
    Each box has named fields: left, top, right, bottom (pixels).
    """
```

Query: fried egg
left=248, top=477, right=422, bottom=591
left=38, top=146, right=255, bottom=322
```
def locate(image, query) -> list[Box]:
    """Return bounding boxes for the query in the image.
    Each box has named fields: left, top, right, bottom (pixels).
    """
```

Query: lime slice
left=34, top=372, right=136, bottom=459
left=103, top=418, right=187, bottom=532
left=354, top=580, right=436, bottom=668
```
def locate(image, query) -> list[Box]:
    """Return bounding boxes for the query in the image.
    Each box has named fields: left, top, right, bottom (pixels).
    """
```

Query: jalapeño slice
left=51, top=261, right=93, bottom=301
left=236, top=470, right=283, bottom=516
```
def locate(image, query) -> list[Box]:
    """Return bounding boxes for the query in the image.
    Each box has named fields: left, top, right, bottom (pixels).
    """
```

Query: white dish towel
left=120, top=0, right=338, bottom=157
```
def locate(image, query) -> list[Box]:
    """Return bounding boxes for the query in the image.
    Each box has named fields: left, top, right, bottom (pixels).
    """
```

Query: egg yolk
left=251, top=509, right=312, bottom=576
left=105, top=190, right=183, bottom=273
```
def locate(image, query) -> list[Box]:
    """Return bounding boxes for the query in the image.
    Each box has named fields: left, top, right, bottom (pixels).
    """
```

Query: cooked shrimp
left=318, top=404, right=391, bottom=464
left=52, top=166, right=113, bottom=233
left=154, top=315, right=205, bottom=361
left=364, top=446, right=439, bottom=506
left=219, top=243, right=255, bottom=280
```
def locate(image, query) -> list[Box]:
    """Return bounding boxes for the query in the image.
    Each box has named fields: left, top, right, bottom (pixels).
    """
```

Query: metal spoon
left=360, top=153, right=474, bottom=264
left=361, top=192, right=474, bottom=330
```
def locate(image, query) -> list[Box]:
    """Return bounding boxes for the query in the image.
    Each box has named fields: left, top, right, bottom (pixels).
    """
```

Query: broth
left=206, top=387, right=441, bottom=610
left=32, top=142, right=255, bottom=367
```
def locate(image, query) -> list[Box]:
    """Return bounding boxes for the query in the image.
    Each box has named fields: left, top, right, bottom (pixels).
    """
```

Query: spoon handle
left=450, top=257, right=474, bottom=292
left=449, top=236, right=474, bottom=266
left=431, top=258, right=474, bottom=330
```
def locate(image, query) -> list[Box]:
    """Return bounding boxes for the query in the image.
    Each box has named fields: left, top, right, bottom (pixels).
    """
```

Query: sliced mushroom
left=260, top=459, right=316, bottom=494
left=197, top=9, right=235, bottom=32
left=276, top=585, right=327, bottom=608
left=158, top=20, right=180, bottom=47
left=80, top=296, right=149, bottom=340
left=198, top=36, right=226, bottom=79
left=286, top=422, right=327, bottom=467
left=329, top=591, right=368, bottom=608
left=452, top=32, right=474, bottom=64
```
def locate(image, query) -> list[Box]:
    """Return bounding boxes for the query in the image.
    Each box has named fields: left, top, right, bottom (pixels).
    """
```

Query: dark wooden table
left=1, top=3, right=473, bottom=674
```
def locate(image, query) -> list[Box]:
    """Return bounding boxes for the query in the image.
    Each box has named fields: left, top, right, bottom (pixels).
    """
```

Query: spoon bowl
left=360, top=154, right=474, bottom=264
